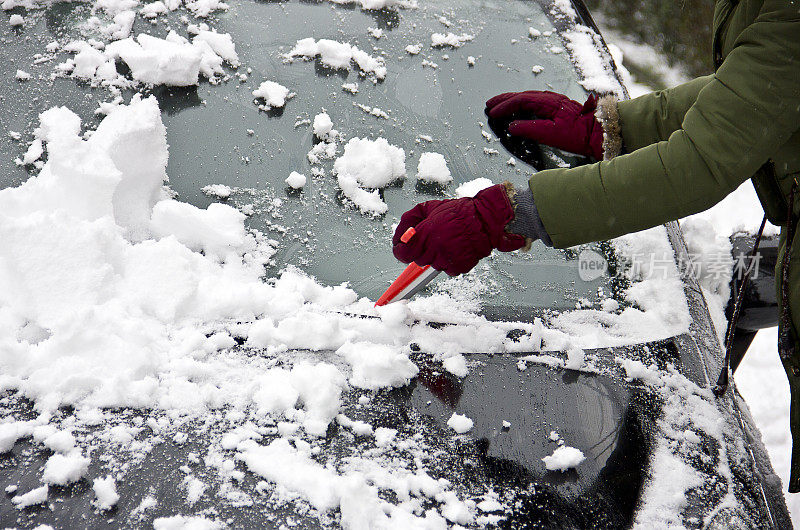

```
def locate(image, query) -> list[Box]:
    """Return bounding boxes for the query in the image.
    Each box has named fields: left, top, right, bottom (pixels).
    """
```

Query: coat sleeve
left=530, top=0, right=800, bottom=248
left=616, top=75, right=713, bottom=152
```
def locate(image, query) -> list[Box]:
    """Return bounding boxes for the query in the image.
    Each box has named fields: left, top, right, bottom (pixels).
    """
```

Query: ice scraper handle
left=376, top=227, right=442, bottom=307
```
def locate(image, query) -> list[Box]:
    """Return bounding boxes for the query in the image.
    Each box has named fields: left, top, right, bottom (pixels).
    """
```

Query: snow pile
left=252, top=80, right=291, bottom=110
left=541, top=445, right=585, bottom=471
left=285, top=171, right=307, bottom=189
left=405, top=44, right=422, bottom=55
left=337, top=342, right=418, bottom=389
left=313, top=112, right=334, bottom=139
left=42, top=453, right=91, bottom=485
left=92, top=476, right=120, bottom=510
left=11, top=485, right=48, bottom=509
left=285, top=38, right=387, bottom=80
left=416, top=152, right=452, bottom=185
left=59, top=31, right=239, bottom=87
left=201, top=184, right=232, bottom=199
left=9, top=13, right=23, bottom=25
left=154, top=515, right=223, bottom=529
left=332, top=137, right=406, bottom=215
left=430, top=33, right=474, bottom=48
left=454, top=177, right=493, bottom=198
left=447, top=413, right=473, bottom=434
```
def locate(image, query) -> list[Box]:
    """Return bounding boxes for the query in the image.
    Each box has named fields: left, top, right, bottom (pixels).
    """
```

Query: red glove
left=485, top=91, right=604, bottom=160
left=393, top=184, right=526, bottom=276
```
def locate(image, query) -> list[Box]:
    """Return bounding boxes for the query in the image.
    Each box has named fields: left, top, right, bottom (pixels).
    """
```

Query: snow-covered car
left=0, top=0, right=791, bottom=527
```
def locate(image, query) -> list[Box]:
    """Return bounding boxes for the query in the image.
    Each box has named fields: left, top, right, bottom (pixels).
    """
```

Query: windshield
left=155, top=0, right=610, bottom=320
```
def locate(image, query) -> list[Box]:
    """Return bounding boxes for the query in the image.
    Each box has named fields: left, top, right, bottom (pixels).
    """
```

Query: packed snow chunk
left=93, top=476, right=120, bottom=510
left=140, top=1, right=167, bottom=18
left=405, top=44, right=422, bottom=55
left=253, top=81, right=289, bottom=109
left=150, top=201, right=249, bottom=260
left=467, top=56, right=476, bottom=66
left=201, top=184, right=232, bottom=198
left=334, top=137, right=405, bottom=188
left=447, top=413, right=474, bottom=434
left=153, top=515, right=223, bottom=529
left=430, top=32, right=474, bottom=48
left=341, top=82, right=358, bottom=94
left=455, top=177, right=493, bottom=198
left=374, top=427, right=397, bottom=447
left=192, top=30, right=239, bottom=65
left=12, top=485, right=48, bottom=509
left=9, top=13, right=23, bottom=25
left=333, top=137, right=405, bottom=215
left=312, top=112, right=334, bottom=139
left=43, top=429, right=76, bottom=453
left=286, top=38, right=386, bottom=79
left=337, top=342, right=418, bottom=389
left=20, top=139, right=43, bottom=165
left=564, top=347, right=585, bottom=370
left=285, top=171, right=307, bottom=189
left=0, top=421, right=34, bottom=453
left=416, top=152, right=452, bottom=184
left=42, top=453, right=91, bottom=485
left=185, top=0, right=228, bottom=17
left=617, top=357, right=662, bottom=386
left=563, top=26, right=620, bottom=94
left=252, top=80, right=290, bottom=109
left=238, top=437, right=340, bottom=510
left=15, top=69, right=31, bottom=81
left=106, top=34, right=202, bottom=86
left=542, top=445, right=585, bottom=472
left=442, top=354, right=468, bottom=377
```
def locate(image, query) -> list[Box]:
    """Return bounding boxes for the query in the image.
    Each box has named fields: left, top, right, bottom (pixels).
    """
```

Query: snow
left=442, top=354, right=468, bottom=377
left=11, top=485, right=48, bottom=509
left=201, top=184, right=232, bottom=198
left=467, top=56, right=476, bottom=66
left=541, top=445, right=585, bottom=471
left=341, top=82, right=359, bottom=94
left=564, top=347, right=585, bottom=370
left=430, top=33, right=474, bottom=48
left=15, top=69, right=31, bottom=82
left=416, top=152, right=452, bottom=185
left=404, top=44, right=422, bottom=55
left=285, top=171, right=307, bottom=189
left=446, top=413, right=473, bottom=434
left=92, top=476, right=120, bottom=510
left=153, top=515, right=223, bottom=529
left=252, top=80, right=290, bottom=109
left=312, top=112, right=334, bottom=139
left=9, top=13, right=23, bottom=25
left=333, top=137, right=406, bottom=215
left=184, top=0, right=228, bottom=17
left=42, top=453, right=91, bottom=485
left=285, top=38, right=386, bottom=80
left=337, top=342, right=418, bottom=389
left=454, top=177, right=493, bottom=198
left=193, top=30, right=239, bottom=66
left=42, top=429, right=76, bottom=453
left=563, top=25, right=622, bottom=95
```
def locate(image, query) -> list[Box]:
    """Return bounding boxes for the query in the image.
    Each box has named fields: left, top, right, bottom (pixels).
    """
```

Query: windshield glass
left=155, top=0, right=610, bottom=320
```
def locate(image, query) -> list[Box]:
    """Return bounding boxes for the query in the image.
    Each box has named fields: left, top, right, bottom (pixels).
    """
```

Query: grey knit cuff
left=596, top=95, right=623, bottom=160
left=506, top=186, right=553, bottom=247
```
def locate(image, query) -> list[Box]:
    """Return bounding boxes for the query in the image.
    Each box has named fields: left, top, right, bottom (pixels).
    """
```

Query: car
left=0, top=0, right=791, bottom=527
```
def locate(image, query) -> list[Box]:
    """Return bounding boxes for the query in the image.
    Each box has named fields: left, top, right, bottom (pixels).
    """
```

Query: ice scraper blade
left=375, top=227, right=442, bottom=307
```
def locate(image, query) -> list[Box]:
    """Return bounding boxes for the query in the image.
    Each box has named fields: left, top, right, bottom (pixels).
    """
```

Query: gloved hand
left=485, top=91, right=604, bottom=160
left=393, top=184, right=526, bottom=276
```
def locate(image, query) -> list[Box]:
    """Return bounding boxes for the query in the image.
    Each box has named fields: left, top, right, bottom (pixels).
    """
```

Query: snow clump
left=333, top=137, right=405, bottom=215
left=252, top=80, right=291, bottom=109
left=201, top=184, right=232, bottom=198
left=285, top=38, right=387, bottom=80
left=447, top=413, right=474, bottom=434
left=455, top=177, right=493, bottom=198
left=11, top=485, right=48, bottom=509
left=416, top=152, right=452, bottom=184
left=285, top=171, right=307, bottom=189
left=542, top=445, right=585, bottom=471
left=312, top=112, right=334, bottom=139
left=430, top=33, right=474, bottom=48
left=9, top=13, right=23, bottom=25
left=92, top=476, right=120, bottom=510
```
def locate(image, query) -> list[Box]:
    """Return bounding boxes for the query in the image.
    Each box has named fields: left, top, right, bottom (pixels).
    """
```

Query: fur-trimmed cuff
left=596, top=95, right=623, bottom=160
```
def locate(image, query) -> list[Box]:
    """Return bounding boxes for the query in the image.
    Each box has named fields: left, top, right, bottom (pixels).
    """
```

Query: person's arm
left=529, top=0, right=800, bottom=249
left=611, top=75, right=713, bottom=152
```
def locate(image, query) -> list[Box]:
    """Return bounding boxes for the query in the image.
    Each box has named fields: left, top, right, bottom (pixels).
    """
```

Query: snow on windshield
left=0, top=0, right=750, bottom=527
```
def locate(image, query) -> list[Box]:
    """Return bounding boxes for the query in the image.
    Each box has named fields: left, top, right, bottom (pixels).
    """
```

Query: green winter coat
left=528, top=0, right=800, bottom=489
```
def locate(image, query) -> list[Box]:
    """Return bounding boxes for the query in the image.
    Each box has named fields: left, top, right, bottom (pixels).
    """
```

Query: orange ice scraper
left=375, top=227, right=442, bottom=307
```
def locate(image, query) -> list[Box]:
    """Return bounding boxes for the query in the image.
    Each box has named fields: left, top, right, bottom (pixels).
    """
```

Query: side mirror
left=725, top=232, right=779, bottom=372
